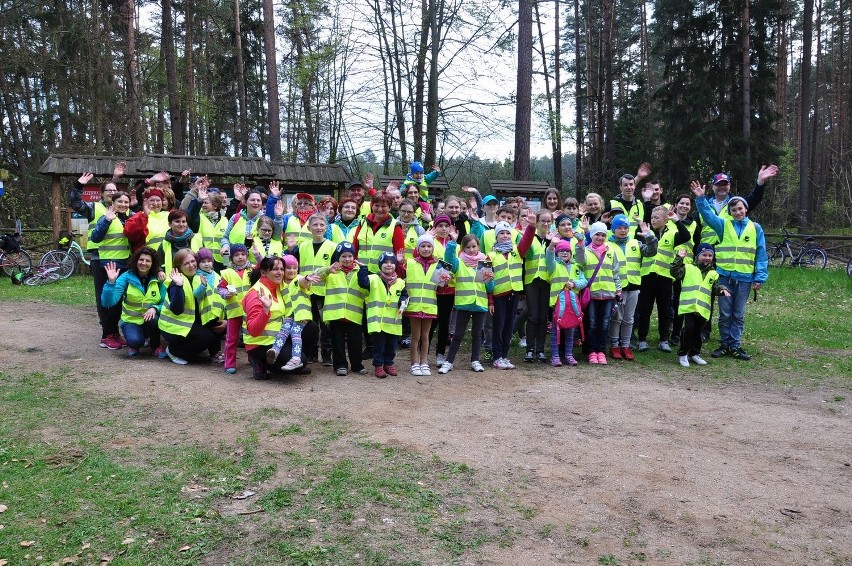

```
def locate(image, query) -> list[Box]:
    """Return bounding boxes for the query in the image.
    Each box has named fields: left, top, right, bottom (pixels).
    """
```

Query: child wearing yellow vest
left=265, top=254, right=316, bottom=371
left=321, top=242, right=368, bottom=376
left=488, top=221, right=524, bottom=370
left=546, top=238, right=587, bottom=366
left=404, top=233, right=445, bottom=376
left=194, top=248, right=228, bottom=363
left=294, top=213, right=336, bottom=366
left=358, top=252, right=408, bottom=378
left=217, top=244, right=252, bottom=374
left=670, top=244, right=730, bottom=367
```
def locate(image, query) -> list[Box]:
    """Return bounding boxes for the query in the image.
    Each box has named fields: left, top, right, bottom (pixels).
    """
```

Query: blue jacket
left=696, top=196, right=768, bottom=284
left=101, top=271, right=165, bottom=311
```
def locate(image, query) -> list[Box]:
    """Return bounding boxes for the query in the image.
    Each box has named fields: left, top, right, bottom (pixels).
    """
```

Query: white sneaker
left=678, top=355, right=690, bottom=367
left=470, top=361, right=484, bottom=372
left=659, top=341, right=672, bottom=352
left=637, top=341, right=650, bottom=352
left=436, top=354, right=446, bottom=366
left=166, top=347, right=188, bottom=365
left=503, top=358, right=516, bottom=369
left=420, top=364, right=431, bottom=376
left=437, top=361, right=453, bottom=374
left=518, top=338, right=527, bottom=348
left=411, top=364, right=423, bottom=376
left=689, top=355, right=708, bottom=366
left=493, top=358, right=508, bottom=370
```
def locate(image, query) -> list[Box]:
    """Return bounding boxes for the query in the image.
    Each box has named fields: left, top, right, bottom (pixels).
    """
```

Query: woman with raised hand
left=101, top=247, right=166, bottom=358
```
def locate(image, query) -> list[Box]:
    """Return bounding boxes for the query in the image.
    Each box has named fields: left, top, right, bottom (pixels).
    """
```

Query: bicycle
left=0, top=232, right=33, bottom=276
left=17, top=263, right=63, bottom=286
left=39, top=234, right=91, bottom=280
left=767, top=228, right=828, bottom=269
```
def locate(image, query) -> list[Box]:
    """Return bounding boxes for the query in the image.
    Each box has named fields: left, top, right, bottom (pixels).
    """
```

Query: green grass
left=0, top=274, right=93, bottom=306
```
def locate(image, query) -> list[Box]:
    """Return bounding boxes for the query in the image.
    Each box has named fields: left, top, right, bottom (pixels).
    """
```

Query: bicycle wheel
left=22, top=269, right=61, bottom=286
left=39, top=250, right=78, bottom=279
left=767, top=245, right=786, bottom=268
left=0, top=248, right=33, bottom=276
left=798, top=247, right=828, bottom=269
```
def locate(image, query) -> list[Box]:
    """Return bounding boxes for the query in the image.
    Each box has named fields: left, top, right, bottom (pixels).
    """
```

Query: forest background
left=0, top=0, right=850, bottom=233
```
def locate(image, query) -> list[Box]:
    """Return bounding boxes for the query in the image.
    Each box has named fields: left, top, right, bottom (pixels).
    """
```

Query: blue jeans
left=587, top=299, right=615, bottom=353
left=120, top=319, right=160, bottom=350
left=717, top=275, right=751, bottom=349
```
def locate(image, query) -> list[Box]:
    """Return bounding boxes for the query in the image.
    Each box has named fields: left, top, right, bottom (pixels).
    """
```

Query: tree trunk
left=414, top=0, right=429, bottom=161
left=162, top=0, right=184, bottom=153
left=742, top=0, right=751, bottom=172
left=424, top=0, right=440, bottom=166
left=799, top=0, right=814, bottom=230
left=573, top=0, right=583, bottom=196
left=553, top=0, right=562, bottom=192
left=514, top=0, right=533, bottom=180
left=234, top=0, right=249, bottom=156
left=263, top=0, right=282, bottom=161
left=534, top=1, right=558, bottom=189
left=601, top=0, right=615, bottom=182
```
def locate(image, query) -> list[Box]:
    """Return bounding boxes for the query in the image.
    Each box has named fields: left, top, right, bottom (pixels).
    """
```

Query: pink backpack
left=553, top=289, right=583, bottom=343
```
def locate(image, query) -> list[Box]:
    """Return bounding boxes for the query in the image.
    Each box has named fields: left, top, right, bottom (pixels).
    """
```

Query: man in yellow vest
left=693, top=182, right=768, bottom=361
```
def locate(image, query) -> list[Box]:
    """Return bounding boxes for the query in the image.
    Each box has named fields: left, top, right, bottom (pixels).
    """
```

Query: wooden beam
left=52, top=174, right=61, bottom=242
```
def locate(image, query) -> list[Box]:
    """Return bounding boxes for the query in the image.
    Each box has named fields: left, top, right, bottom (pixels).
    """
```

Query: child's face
left=309, top=218, right=327, bottom=238
left=557, top=219, right=573, bottom=238
left=650, top=210, right=667, bottom=229
left=557, top=249, right=572, bottom=262
left=591, top=232, right=607, bottom=246
left=231, top=251, right=248, bottom=265
left=380, top=261, right=396, bottom=275
left=496, top=230, right=511, bottom=244
left=411, top=172, right=424, bottom=181
left=614, top=225, right=629, bottom=239
left=697, top=251, right=714, bottom=266
left=434, top=222, right=449, bottom=238
left=565, top=204, right=578, bottom=219
left=418, top=243, right=434, bottom=257
left=498, top=211, right=513, bottom=223
left=464, top=240, right=480, bottom=255
left=284, top=265, right=298, bottom=281
left=198, top=259, right=214, bottom=272
left=339, top=252, right=354, bottom=267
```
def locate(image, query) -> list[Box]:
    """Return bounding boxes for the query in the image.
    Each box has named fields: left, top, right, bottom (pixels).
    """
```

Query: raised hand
left=690, top=180, right=705, bottom=197
left=757, top=164, right=779, bottom=184
left=329, top=262, right=341, bottom=274
left=258, top=289, right=273, bottom=313
left=268, top=180, right=281, bottom=198
left=170, top=268, right=184, bottom=286
left=638, top=220, right=650, bottom=235
left=305, top=274, right=321, bottom=284
left=363, top=173, right=374, bottom=189
left=78, top=172, right=94, bottom=185
left=641, top=185, right=654, bottom=200
left=104, top=205, right=116, bottom=222
left=198, top=185, right=208, bottom=201
left=432, top=165, right=441, bottom=173
left=667, top=208, right=677, bottom=220
left=220, top=245, right=230, bottom=257
left=233, top=183, right=248, bottom=201
left=461, top=186, right=478, bottom=193
left=577, top=203, right=587, bottom=215
left=421, top=211, right=432, bottom=224
left=580, top=216, right=590, bottom=232
left=387, top=180, right=400, bottom=191
left=274, top=199, right=285, bottom=216
left=104, top=261, right=120, bottom=283
left=677, top=248, right=688, bottom=258
left=113, top=162, right=126, bottom=179
left=181, top=169, right=192, bottom=178
left=448, top=225, right=459, bottom=242
left=637, top=162, right=652, bottom=179
left=157, top=271, right=166, bottom=282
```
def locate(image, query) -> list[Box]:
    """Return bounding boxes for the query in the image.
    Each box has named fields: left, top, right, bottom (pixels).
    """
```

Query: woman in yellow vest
left=101, top=247, right=166, bottom=358
left=263, top=254, right=318, bottom=372
left=670, top=245, right=730, bottom=367
left=330, top=198, right=361, bottom=243
left=242, top=256, right=286, bottom=380
left=90, top=191, right=133, bottom=350
left=217, top=244, right=251, bottom=374
left=358, top=252, right=408, bottom=378
left=156, top=210, right=201, bottom=278
left=158, top=248, right=222, bottom=365
left=404, top=233, right=444, bottom=376
left=321, top=242, right=368, bottom=376
left=124, top=187, right=170, bottom=254
left=221, top=189, right=278, bottom=259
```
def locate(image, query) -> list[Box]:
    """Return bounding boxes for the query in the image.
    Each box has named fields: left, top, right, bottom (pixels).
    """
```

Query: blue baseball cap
left=712, top=173, right=731, bottom=185
left=482, top=195, right=498, bottom=206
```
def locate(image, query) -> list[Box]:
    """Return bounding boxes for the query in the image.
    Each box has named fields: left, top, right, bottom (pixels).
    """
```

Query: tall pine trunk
left=799, top=0, right=814, bottom=230
left=514, top=0, right=533, bottom=180
left=163, top=0, right=184, bottom=154
left=263, top=0, right=282, bottom=161
left=234, top=0, right=249, bottom=156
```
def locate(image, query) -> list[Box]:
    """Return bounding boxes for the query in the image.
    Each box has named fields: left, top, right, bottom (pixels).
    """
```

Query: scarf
left=493, top=240, right=513, bottom=254
left=296, top=206, right=317, bottom=225
left=588, top=241, right=607, bottom=260
left=206, top=210, right=221, bottom=224
left=460, top=250, right=486, bottom=269
left=340, top=263, right=356, bottom=274
left=165, top=227, right=195, bottom=246
left=608, top=233, right=629, bottom=252
left=379, top=270, right=398, bottom=288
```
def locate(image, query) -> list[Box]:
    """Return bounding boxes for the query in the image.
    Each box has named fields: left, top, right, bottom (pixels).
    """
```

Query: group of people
left=70, top=159, right=777, bottom=379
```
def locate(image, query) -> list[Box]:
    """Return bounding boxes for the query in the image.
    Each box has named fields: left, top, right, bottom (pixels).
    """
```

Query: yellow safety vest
left=158, top=277, right=198, bottom=337
left=402, top=225, right=419, bottom=259
left=248, top=239, right=283, bottom=265
left=145, top=210, right=170, bottom=249
left=161, top=236, right=201, bottom=277
left=220, top=267, right=252, bottom=318
left=678, top=265, right=718, bottom=319
left=228, top=213, right=260, bottom=245
left=242, top=281, right=284, bottom=346
left=453, top=261, right=488, bottom=310
left=523, top=236, right=549, bottom=285
left=650, top=226, right=678, bottom=280
left=330, top=222, right=358, bottom=244
left=365, top=275, right=405, bottom=335
left=87, top=201, right=107, bottom=252
left=481, top=227, right=520, bottom=252
left=284, top=215, right=311, bottom=245
left=282, top=278, right=313, bottom=322
left=700, top=201, right=733, bottom=245
left=609, top=198, right=645, bottom=234
left=584, top=248, right=617, bottom=293
left=298, top=239, right=336, bottom=296
left=404, top=261, right=438, bottom=316
left=549, top=260, right=582, bottom=307
left=198, top=214, right=228, bottom=263
left=196, top=272, right=226, bottom=324
left=98, top=217, right=130, bottom=260
left=608, top=239, right=643, bottom=286
left=357, top=218, right=397, bottom=273
left=489, top=247, right=523, bottom=295
left=322, top=269, right=365, bottom=324
left=715, top=220, right=757, bottom=275
left=121, top=278, right=163, bottom=324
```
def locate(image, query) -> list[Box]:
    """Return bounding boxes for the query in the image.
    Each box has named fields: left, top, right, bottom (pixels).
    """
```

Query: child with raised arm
left=358, top=252, right=408, bottom=378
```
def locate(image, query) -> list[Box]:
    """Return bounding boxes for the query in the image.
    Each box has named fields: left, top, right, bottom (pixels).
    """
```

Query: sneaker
left=375, top=366, right=386, bottom=378
left=598, top=352, right=608, bottom=365
left=712, top=346, right=730, bottom=358
left=483, top=350, right=493, bottom=363
left=153, top=346, right=168, bottom=359
left=518, top=338, right=527, bottom=348
left=128, top=348, right=139, bottom=357
left=384, top=364, right=398, bottom=376
left=420, top=364, right=431, bottom=376
left=322, top=359, right=333, bottom=367
left=658, top=341, right=672, bottom=353
left=470, top=361, right=484, bottom=372
left=537, top=352, right=548, bottom=363
left=565, top=355, right=578, bottom=366
left=730, top=348, right=751, bottom=361
left=621, top=347, right=635, bottom=361
left=400, top=337, right=411, bottom=347
left=611, top=346, right=623, bottom=360
left=550, top=356, right=562, bottom=367
left=637, top=341, right=649, bottom=352
left=689, top=355, right=708, bottom=366
left=225, top=367, right=237, bottom=374
left=282, top=356, right=304, bottom=371
left=493, top=358, right=508, bottom=370
left=336, top=367, right=348, bottom=376
left=588, top=353, right=598, bottom=365
left=438, top=361, right=453, bottom=374
left=411, top=364, right=423, bottom=376
left=678, top=355, right=690, bottom=367
left=166, top=347, right=188, bottom=365
left=524, top=350, right=535, bottom=362
left=102, top=335, right=123, bottom=350
left=503, top=358, right=516, bottom=369
left=266, top=348, right=280, bottom=364
left=436, top=354, right=447, bottom=366
left=116, top=334, right=127, bottom=346
left=214, top=352, right=226, bottom=364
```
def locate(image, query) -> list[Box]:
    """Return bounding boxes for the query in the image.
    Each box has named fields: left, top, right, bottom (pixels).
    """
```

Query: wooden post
left=52, top=174, right=61, bottom=242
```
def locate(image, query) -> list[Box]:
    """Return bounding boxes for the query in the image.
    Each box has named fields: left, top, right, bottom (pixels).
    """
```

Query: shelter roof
left=39, top=155, right=141, bottom=176
left=487, top=180, right=552, bottom=198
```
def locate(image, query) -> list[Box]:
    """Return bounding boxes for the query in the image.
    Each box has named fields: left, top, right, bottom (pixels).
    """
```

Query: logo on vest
left=743, top=236, right=750, bottom=242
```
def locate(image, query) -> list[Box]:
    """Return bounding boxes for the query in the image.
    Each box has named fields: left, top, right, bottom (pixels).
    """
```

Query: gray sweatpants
left=609, top=289, right=640, bottom=348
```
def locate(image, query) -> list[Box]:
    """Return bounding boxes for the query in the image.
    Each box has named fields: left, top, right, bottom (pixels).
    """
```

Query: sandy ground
left=3, top=301, right=850, bottom=565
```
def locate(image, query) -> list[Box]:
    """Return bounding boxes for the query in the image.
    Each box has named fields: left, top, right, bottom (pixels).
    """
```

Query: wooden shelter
left=487, top=180, right=552, bottom=201
left=38, top=153, right=352, bottom=239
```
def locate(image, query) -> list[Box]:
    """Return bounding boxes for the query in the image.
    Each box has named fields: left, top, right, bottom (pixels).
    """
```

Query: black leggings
left=636, top=273, right=673, bottom=342
left=161, top=324, right=220, bottom=360
left=524, top=279, right=550, bottom=353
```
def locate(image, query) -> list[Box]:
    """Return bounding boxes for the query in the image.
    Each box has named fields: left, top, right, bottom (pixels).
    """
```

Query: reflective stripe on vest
left=121, top=279, right=163, bottom=324
left=524, top=236, right=548, bottom=285
left=283, top=278, right=313, bottom=322
left=158, top=279, right=197, bottom=337
left=678, top=266, right=718, bottom=319
left=220, top=268, right=251, bottom=318
left=365, top=275, right=405, bottom=335
left=453, top=262, right=488, bottom=310
left=357, top=218, right=397, bottom=273
left=145, top=210, right=170, bottom=249
left=197, top=274, right=225, bottom=324
left=404, top=262, right=438, bottom=315
left=87, top=202, right=106, bottom=252
left=700, top=202, right=733, bottom=245
left=98, top=217, right=130, bottom=260
left=650, top=227, right=678, bottom=280
left=490, top=248, right=523, bottom=295
left=715, top=220, right=757, bottom=275
left=298, top=239, right=336, bottom=296
left=199, top=214, right=228, bottom=263
left=242, top=282, right=284, bottom=346
left=548, top=260, right=581, bottom=306
left=322, top=271, right=365, bottom=324
left=285, top=215, right=311, bottom=245
left=608, top=239, right=642, bottom=286
left=229, top=214, right=260, bottom=246
left=584, top=249, right=617, bottom=293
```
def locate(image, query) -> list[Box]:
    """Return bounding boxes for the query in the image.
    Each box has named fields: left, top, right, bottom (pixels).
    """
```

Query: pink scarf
left=379, top=270, right=398, bottom=288
left=588, top=242, right=607, bottom=260
left=460, top=250, right=486, bottom=268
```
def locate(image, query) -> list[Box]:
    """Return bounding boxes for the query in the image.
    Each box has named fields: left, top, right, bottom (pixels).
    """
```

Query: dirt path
left=4, top=302, right=850, bottom=564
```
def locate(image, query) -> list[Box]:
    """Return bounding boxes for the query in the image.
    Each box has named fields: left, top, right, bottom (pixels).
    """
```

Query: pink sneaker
left=101, top=335, right=123, bottom=350
left=588, top=353, right=598, bottom=364
left=598, top=352, right=608, bottom=365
